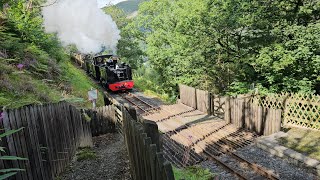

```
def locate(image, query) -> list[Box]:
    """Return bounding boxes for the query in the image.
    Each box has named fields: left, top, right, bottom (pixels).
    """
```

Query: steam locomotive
left=80, top=54, right=134, bottom=91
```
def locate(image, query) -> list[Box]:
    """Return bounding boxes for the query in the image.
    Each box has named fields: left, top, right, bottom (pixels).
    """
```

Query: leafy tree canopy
left=117, top=0, right=320, bottom=94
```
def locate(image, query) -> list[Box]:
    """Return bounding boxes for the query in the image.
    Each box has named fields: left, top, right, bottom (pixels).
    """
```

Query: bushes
left=133, top=65, right=177, bottom=103
left=76, top=147, right=97, bottom=161
left=173, top=166, right=215, bottom=180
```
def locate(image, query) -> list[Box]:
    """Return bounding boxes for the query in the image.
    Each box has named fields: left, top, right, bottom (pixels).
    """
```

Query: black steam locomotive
left=83, top=54, right=134, bottom=91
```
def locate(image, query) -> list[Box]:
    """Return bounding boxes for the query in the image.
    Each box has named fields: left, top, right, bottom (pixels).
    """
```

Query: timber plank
left=29, top=105, right=47, bottom=180
left=4, top=110, right=23, bottom=180
left=18, top=107, right=35, bottom=180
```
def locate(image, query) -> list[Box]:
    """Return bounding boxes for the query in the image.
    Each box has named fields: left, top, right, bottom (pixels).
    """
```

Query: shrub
left=76, top=147, right=97, bottom=161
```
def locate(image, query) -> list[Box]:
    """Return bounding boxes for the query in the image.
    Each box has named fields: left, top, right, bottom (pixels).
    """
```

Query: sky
left=97, top=0, right=128, bottom=8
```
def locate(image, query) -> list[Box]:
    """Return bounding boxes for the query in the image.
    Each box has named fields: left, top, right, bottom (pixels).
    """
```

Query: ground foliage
left=0, top=1, right=104, bottom=108
left=173, top=166, right=215, bottom=180
left=114, top=0, right=320, bottom=95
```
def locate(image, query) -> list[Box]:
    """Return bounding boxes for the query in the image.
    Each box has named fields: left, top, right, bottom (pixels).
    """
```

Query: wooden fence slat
left=196, top=89, right=210, bottom=114
left=179, top=84, right=197, bottom=109
left=38, top=105, right=54, bottom=179
left=140, top=133, right=147, bottom=178
left=163, top=161, right=174, bottom=180
left=4, top=110, right=23, bottom=180
left=62, top=103, right=72, bottom=163
left=20, top=107, right=38, bottom=180
left=12, top=109, right=28, bottom=180
left=156, top=152, right=166, bottom=180
left=15, top=108, right=32, bottom=180
left=0, top=112, right=12, bottom=172
left=29, top=106, right=47, bottom=180
left=33, top=106, right=49, bottom=179
left=225, top=97, right=231, bottom=124
left=149, top=144, right=157, bottom=180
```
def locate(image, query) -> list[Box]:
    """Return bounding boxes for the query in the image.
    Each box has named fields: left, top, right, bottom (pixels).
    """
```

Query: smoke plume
left=42, top=0, right=120, bottom=54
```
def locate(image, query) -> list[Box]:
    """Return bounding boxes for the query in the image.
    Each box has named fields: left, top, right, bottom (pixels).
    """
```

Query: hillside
left=115, top=0, right=147, bottom=14
left=0, top=58, right=104, bottom=109
left=0, top=2, right=104, bottom=109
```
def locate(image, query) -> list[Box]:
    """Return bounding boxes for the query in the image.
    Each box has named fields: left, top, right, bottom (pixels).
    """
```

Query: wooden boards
left=0, top=102, right=92, bottom=180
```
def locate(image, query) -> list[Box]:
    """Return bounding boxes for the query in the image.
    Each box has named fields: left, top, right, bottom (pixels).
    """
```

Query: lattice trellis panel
left=251, top=93, right=288, bottom=109
left=283, top=93, right=320, bottom=130
left=251, top=93, right=320, bottom=130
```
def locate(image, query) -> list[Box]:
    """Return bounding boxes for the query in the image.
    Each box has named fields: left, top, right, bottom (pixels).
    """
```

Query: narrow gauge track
left=121, top=93, right=279, bottom=180
left=119, top=92, right=160, bottom=114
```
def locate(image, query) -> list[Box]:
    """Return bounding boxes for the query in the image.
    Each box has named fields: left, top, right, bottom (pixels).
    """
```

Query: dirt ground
left=61, top=133, right=131, bottom=180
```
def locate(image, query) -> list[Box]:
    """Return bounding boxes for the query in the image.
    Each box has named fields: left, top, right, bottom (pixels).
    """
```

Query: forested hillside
left=0, top=1, right=104, bottom=108
left=111, top=0, right=320, bottom=96
left=116, top=0, right=141, bottom=14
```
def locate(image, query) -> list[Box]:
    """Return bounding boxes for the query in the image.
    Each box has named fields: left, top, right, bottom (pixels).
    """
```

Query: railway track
left=119, top=92, right=160, bottom=114
left=121, top=92, right=279, bottom=180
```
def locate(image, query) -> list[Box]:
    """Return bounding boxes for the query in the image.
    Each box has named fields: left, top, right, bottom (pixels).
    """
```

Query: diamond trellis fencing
left=252, top=93, right=320, bottom=130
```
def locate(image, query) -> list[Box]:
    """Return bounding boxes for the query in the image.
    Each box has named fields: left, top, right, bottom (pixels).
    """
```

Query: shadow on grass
left=278, top=128, right=320, bottom=160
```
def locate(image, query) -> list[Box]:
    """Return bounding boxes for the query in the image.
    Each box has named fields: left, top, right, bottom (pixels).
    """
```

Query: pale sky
left=97, top=0, right=128, bottom=8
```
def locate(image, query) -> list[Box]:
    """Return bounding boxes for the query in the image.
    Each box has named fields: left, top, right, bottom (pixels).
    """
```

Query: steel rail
left=120, top=94, right=278, bottom=180
left=157, top=109, right=279, bottom=180
left=122, top=97, right=248, bottom=179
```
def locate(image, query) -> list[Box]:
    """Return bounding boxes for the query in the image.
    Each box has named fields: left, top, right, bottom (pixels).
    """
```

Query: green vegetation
left=133, top=74, right=175, bottom=103
left=60, top=62, right=105, bottom=108
left=76, top=147, right=97, bottom=161
left=132, top=64, right=177, bottom=103
left=110, top=0, right=320, bottom=96
left=173, top=166, right=215, bottom=180
left=278, top=127, right=320, bottom=161
left=0, top=0, right=104, bottom=109
left=115, top=0, right=146, bottom=15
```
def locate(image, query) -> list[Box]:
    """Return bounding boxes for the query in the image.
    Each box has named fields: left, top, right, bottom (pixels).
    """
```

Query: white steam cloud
left=42, top=0, right=120, bottom=54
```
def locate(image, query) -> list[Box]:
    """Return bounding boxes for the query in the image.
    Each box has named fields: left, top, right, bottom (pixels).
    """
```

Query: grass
left=0, top=59, right=104, bottom=109
left=0, top=63, right=62, bottom=108
left=133, top=74, right=176, bottom=104
left=278, top=127, right=320, bottom=161
left=173, top=166, right=215, bottom=180
left=76, top=147, right=97, bottom=161
left=60, top=61, right=105, bottom=108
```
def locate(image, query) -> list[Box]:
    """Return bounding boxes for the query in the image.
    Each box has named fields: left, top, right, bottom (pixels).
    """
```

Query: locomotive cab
left=90, top=55, right=134, bottom=91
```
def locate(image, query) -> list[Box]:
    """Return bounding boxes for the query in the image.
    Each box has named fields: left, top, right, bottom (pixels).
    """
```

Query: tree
left=103, top=5, right=145, bottom=69
left=130, top=0, right=320, bottom=94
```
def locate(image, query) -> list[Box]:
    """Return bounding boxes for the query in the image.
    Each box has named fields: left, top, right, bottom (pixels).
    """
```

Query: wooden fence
left=211, top=94, right=226, bottom=118
left=179, top=84, right=320, bottom=133
left=120, top=105, right=174, bottom=180
left=0, top=102, right=92, bottom=180
left=253, top=93, right=320, bottom=130
left=179, top=85, right=282, bottom=135
left=179, top=85, right=224, bottom=115
left=225, top=96, right=282, bottom=135
left=85, top=106, right=116, bottom=136
left=179, top=84, right=197, bottom=109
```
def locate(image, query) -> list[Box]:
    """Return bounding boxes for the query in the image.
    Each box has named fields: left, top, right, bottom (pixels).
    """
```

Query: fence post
left=210, top=93, right=214, bottom=116
left=163, top=161, right=175, bottom=180
left=142, top=119, right=161, bottom=151
left=103, top=93, right=111, bottom=106
left=225, top=96, right=231, bottom=124
left=124, top=103, right=137, bottom=121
